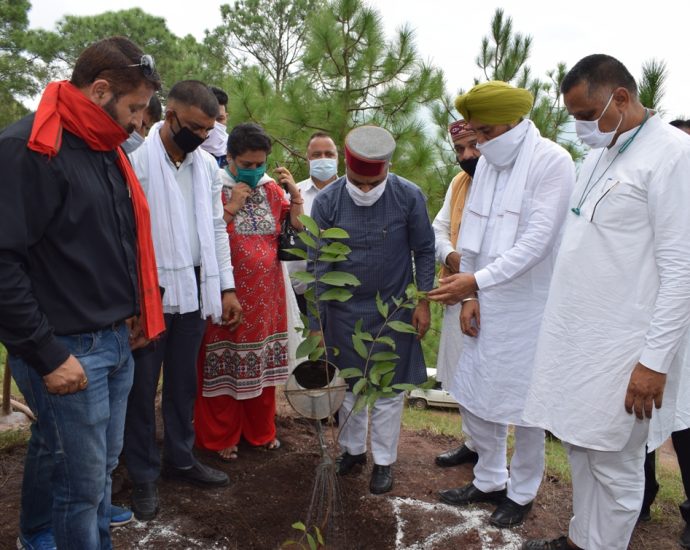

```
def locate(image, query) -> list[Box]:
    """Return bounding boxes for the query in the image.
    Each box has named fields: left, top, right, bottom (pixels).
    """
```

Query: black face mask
left=171, top=112, right=205, bottom=154
left=459, top=157, right=479, bottom=178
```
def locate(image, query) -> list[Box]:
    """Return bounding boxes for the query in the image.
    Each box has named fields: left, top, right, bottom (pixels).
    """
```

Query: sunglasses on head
left=126, top=54, right=156, bottom=78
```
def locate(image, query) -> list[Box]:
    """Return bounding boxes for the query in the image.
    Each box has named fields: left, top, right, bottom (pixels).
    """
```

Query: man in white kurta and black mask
left=428, top=80, right=575, bottom=529
left=522, top=55, right=690, bottom=550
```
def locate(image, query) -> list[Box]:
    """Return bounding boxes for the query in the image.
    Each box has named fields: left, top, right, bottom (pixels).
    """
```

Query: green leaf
left=281, top=247, right=309, bottom=259
left=370, top=351, right=400, bottom=361
left=308, top=346, right=325, bottom=361
left=352, top=395, right=368, bottom=415
left=299, top=214, right=319, bottom=236
left=321, top=227, right=349, bottom=239
left=376, top=291, right=389, bottom=319
left=381, top=371, right=395, bottom=388
left=366, top=391, right=380, bottom=407
left=292, top=521, right=306, bottom=532
left=405, top=283, right=417, bottom=299
left=291, top=271, right=315, bottom=284
left=307, top=533, right=316, bottom=550
left=371, top=361, right=396, bottom=375
left=315, top=526, right=324, bottom=545
left=393, top=383, right=417, bottom=391
left=392, top=296, right=403, bottom=307
left=319, top=271, right=360, bottom=287
left=354, top=319, right=363, bottom=334
left=338, top=367, right=363, bottom=379
left=353, top=378, right=367, bottom=395
left=296, top=334, right=322, bottom=358
left=375, top=336, right=395, bottom=349
left=388, top=320, right=418, bottom=334
left=352, top=335, right=368, bottom=359
left=297, top=231, right=317, bottom=248
left=320, top=242, right=352, bottom=255
left=319, top=288, right=353, bottom=302
left=317, top=253, right=348, bottom=263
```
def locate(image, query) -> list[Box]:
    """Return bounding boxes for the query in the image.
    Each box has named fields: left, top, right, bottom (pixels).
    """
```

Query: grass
left=0, top=344, right=31, bottom=450
left=401, top=405, right=686, bottom=511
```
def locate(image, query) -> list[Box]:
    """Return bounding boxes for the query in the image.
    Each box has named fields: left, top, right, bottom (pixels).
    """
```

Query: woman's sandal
left=264, top=438, right=281, bottom=450
left=217, top=445, right=239, bottom=462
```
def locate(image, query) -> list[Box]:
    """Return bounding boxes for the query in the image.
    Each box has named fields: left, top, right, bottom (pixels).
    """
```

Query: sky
left=26, top=0, right=690, bottom=119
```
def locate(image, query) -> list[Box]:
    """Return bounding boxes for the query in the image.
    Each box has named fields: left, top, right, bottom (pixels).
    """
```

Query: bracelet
left=223, top=207, right=236, bottom=217
left=461, top=297, right=478, bottom=303
left=290, top=199, right=305, bottom=205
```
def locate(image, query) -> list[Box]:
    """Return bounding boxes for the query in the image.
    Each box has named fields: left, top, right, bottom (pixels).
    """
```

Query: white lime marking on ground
left=391, top=497, right=524, bottom=550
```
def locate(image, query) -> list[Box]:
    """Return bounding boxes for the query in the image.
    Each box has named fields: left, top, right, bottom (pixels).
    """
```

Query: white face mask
left=575, top=93, right=622, bottom=148
left=345, top=175, right=387, bottom=207
left=476, top=120, right=529, bottom=169
left=121, top=130, right=145, bottom=154
left=200, top=121, right=229, bottom=157
left=309, top=158, right=338, bottom=182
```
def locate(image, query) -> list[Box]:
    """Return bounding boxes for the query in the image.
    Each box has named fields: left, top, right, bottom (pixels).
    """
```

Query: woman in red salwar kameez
left=194, top=123, right=304, bottom=460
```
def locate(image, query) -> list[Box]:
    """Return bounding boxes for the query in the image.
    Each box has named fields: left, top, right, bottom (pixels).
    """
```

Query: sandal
left=217, top=446, right=238, bottom=462
left=264, top=438, right=281, bottom=450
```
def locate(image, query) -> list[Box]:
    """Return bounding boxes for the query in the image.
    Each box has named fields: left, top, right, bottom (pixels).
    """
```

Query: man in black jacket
left=0, top=37, right=162, bottom=549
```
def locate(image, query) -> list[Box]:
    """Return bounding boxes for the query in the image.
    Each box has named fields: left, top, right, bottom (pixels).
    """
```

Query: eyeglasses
left=126, top=54, right=156, bottom=78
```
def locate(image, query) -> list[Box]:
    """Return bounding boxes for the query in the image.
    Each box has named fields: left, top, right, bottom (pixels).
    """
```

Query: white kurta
left=449, top=137, right=575, bottom=424
left=523, top=115, right=690, bottom=451
left=432, top=180, right=463, bottom=386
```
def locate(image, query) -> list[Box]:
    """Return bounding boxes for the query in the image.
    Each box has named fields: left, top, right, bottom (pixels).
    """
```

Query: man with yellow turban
left=429, top=81, right=575, bottom=528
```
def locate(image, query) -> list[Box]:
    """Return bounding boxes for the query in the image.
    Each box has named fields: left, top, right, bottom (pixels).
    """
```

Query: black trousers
left=642, top=427, right=690, bottom=521
left=123, top=310, right=207, bottom=484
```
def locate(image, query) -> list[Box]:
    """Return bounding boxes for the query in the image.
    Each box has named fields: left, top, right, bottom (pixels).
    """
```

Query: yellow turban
left=454, top=81, right=534, bottom=125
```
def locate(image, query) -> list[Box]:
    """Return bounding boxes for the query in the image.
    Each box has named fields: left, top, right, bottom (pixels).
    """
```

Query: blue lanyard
left=571, top=109, right=650, bottom=216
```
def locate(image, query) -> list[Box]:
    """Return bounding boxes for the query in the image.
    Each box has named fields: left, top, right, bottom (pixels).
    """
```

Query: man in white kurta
left=522, top=55, right=690, bottom=550
left=429, top=81, right=575, bottom=529
left=432, top=120, right=480, bottom=469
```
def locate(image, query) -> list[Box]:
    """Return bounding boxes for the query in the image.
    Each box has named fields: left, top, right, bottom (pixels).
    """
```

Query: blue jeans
left=11, top=323, right=134, bottom=550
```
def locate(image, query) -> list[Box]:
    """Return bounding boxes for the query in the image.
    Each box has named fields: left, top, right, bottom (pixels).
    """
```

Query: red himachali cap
left=344, top=125, right=396, bottom=177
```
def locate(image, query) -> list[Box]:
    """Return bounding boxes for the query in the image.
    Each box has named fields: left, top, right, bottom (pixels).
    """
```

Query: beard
left=101, top=95, right=136, bottom=135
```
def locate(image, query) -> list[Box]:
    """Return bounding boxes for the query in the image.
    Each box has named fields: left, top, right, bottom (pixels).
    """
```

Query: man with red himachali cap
left=309, top=125, right=435, bottom=495
left=433, top=120, right=481, bottom=469
left=428, top=81, right=575, bottom=528
left=0, top=37, right=164, bottom=549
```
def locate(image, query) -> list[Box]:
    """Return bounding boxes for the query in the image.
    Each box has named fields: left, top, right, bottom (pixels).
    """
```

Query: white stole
left=458, top=119, right=540, bottom=258
left=146, top=122, right=223, bottom=321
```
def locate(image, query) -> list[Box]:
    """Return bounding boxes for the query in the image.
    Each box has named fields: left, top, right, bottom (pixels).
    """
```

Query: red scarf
left=28, top=81, right=165, bottom=339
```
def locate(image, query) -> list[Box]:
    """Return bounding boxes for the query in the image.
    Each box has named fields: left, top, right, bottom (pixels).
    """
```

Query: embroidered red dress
left=195, top=173, right=290, bottom=449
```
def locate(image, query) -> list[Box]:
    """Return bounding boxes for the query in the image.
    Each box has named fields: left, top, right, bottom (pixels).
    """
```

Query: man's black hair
left=210, top=86, right=228, bottom=107
left=227, top=123, right=272, bottom=157
left=561, top=54, right=638, bottom=97
left=167, top=80, right=219, bottom=118
left=670, top=119, right=690, bottom=130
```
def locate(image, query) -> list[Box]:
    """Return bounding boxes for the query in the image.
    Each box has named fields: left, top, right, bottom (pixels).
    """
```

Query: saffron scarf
left=28, top=80, right=165, bottom=339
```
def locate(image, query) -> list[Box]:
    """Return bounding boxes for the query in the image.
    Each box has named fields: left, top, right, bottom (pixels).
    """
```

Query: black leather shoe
left=681, top=523, right=690, bottom=549
left=439, top=482, right=506, bottom=506
left=521, top=536, right=571, bottom=550
left=161, top=461, right=229, bottom=487
left=370, top=464, right=393, bottom=494
left=131, top=482, right=159, bottom=521
left=489, top=497, right=533, bottom=528
left=435, top=444, right=479, bottom=467
left=336, top=452, right=367, bottom=475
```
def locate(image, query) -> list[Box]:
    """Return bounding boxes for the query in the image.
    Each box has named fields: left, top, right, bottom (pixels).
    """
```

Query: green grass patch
left=402, top=404, right=461, bottom=436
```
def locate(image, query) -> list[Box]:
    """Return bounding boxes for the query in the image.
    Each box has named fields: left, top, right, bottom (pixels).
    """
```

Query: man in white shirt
left=522, top=54, right=690, bottom=550
left=287, top=132, right=338, bottom=313
left=428, top=81, right=575, bottom=529
left=123, top=80, right=242, bottom=521
left=433, top=120, right=480, bottom=469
